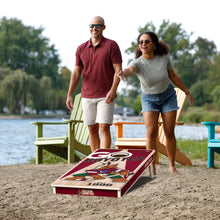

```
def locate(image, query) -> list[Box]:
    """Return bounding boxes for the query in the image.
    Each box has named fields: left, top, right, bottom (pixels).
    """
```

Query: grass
left=29, top=139, right=220, bottom=166
left=176, top=138, right=220, bottom=168
left=177, top=139, right=210, bottom=160
left=29, top=151, right=67, bottom=164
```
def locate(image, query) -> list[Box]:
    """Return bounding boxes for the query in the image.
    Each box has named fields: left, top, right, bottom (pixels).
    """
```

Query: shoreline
left=0, top=114, right=67, bottom=119
left=0, top=114, right=203, bottom=125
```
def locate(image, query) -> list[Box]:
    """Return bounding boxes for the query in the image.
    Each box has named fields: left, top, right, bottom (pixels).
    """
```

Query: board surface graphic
left=51, top=149, right=155, bottom=197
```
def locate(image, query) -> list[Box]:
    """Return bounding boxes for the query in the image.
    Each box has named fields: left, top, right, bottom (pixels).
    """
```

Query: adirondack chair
left=31, top=93, right=91, bottom=164
left=201, top=122, right=220, bottom=168
left=113, top=88, right=192, bottom=166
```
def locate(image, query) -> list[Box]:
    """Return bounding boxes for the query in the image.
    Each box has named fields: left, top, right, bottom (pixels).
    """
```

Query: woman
left=118, top=31, right=194, bottom=174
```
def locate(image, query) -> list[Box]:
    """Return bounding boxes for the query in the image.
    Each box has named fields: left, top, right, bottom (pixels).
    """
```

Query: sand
left=0, top=158, right=219, bottom=220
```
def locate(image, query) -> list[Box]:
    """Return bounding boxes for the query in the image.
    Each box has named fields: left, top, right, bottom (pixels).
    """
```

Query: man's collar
left=88, top=37, right=105, bottom=47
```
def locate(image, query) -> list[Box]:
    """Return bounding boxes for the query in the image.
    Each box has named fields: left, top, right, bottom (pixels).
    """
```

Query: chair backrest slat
left=70, top=94, right=89, bottom=145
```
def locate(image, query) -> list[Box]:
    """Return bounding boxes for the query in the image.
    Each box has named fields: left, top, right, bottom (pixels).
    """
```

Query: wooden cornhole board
left=51, top=149, right=155, bottom=198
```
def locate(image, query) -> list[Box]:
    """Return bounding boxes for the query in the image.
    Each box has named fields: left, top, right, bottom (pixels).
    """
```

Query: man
left=66, top=16, right=122, bottom=152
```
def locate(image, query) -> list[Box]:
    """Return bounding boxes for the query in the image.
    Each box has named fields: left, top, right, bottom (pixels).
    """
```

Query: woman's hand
left=117, top=70, right=126, bottom=81
left=187, top=93, right=194, bottom=106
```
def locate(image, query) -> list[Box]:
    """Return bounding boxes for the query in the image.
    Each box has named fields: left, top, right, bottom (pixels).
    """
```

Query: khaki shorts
left=82, top=97, right=115, bottom=126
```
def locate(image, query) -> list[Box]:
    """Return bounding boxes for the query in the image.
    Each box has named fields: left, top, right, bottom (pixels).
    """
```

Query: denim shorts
left=141, top=84, right=179, bottom=113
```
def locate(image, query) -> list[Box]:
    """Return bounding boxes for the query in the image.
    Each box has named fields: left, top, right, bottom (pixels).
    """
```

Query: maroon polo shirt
left=75, top=37, right=122, bottom=98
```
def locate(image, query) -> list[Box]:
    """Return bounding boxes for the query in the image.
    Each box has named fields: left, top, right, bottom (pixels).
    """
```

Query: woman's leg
left=161, top=110, right=179, bottom=173
left=143, top=111, right=160, bottom=175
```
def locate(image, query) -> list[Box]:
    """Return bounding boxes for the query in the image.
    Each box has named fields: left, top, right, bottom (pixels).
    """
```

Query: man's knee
left=99, top=123, right=110, bottom=134
left=88, top=124, right=99, bottom=135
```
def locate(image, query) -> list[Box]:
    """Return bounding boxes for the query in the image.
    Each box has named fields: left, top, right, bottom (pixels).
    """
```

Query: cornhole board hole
left=51, top=149, right=155, bottom=198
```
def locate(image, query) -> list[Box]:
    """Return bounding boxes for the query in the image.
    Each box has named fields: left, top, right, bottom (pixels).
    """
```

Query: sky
left=1, top=0, right=220, bottom=72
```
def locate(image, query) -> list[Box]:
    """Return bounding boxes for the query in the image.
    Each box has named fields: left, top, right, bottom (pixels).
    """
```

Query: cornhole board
left=51, top=149, right=155, bottom=198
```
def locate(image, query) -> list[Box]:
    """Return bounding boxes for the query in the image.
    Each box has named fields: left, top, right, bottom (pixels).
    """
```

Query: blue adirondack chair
left=201, top=122, right=220, bottom=168
left=31, top=93, right=91, bottom=164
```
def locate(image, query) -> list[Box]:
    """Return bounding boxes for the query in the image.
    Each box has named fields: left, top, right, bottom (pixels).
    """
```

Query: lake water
left=0, top=118, right=219, bottom=166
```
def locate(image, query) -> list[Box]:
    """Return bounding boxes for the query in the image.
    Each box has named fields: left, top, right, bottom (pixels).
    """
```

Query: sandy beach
left=0, top=158, right=219, bottom=220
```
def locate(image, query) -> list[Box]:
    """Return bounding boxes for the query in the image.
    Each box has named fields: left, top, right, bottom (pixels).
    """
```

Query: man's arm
left=105, top=63, right=122, bottom=104
left=66, top=66, right=83, bottom=111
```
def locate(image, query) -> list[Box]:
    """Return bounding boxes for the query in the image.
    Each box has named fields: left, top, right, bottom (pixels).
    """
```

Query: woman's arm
left=168, top=69, right=194, bottom=106
left=117, top=66, right=136, bottom=81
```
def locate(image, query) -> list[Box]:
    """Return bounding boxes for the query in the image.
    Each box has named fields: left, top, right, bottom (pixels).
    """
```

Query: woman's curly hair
left=135, top=31, right=170, bottom=58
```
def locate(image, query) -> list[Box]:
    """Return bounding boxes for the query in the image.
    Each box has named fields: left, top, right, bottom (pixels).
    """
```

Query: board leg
left=149, top=165, right=154, bottom=178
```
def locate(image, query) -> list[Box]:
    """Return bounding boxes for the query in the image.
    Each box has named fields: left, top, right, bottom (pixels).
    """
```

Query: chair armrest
left=30, top=121, right=68, bottom=138
left=176, top=121, right=184, bottom=125
left=201, top=122, right=220, bottom=140
left=113, top=121, right=145, bottom=125
left=64, top=119, right=83, bottom=123
left=113, top=121, right=184, bottom=125
left=201, top=122, right=220, bottom=126
left=113, top=121, right=184, bottom=140
left=30, top=121, right=68, bottom=125
left=113, top=122, right=145, bottom=139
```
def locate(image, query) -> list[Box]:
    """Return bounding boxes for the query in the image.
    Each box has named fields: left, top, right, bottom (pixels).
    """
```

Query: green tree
left=132, top=94, right=142, bottom=114
left=54, top=66, right=83, bottom=110
left=193, top=37, right=217, bottom=60
left=0, top=69, right=37, bottom=113
left=208, top=53, right=220, bottom=83
left=211, top=85, right=220, bottom=110
left=192, top=37, right=217, bottom=82
left=0, top=17, right=60, bottom=85
left=38, top=76, right=55, bottom=111
left=190, top=80, right=214, bottom=106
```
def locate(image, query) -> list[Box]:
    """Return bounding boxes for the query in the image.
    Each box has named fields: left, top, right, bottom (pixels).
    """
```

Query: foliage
left=0, top=17, right=60, bottom=84
left=0, top=17, right=84, bottom=114
left=190, top=80, right=213, bottom=106
left=0, top=69, right=38, bottom=113
left=211, top=85, right=220, bottom=110
left=179, top=107, right=220, bottom=123
left=132, top=94, right=142, bottom=113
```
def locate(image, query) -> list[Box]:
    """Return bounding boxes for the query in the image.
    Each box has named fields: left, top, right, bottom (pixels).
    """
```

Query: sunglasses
left=138, top=40, right=152, bottom=45
left=89, top=24, right=104, bottom=29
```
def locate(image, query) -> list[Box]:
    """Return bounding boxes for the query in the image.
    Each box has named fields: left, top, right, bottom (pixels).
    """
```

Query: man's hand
left=105, top=91, right=117, bottom=104
left=66, top=96, right=73, bottom=111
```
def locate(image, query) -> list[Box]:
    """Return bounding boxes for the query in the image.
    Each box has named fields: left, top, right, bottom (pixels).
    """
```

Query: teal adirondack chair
left=201, top=122, right=220, bottom=168
left=31, top=94, right=91, bottom=164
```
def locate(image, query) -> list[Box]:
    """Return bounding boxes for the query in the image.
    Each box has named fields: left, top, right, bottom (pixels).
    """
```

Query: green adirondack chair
left=31, top=93, right=91, bottom=164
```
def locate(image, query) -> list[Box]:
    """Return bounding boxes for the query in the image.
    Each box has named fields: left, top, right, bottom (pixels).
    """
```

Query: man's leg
left=99, top=123, right=111, bottom=149
left=96, top=98, right=114, bottom=149
left=82, top=98, right=100, bottom=152
left=88, top=124, right=100, bottom=152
